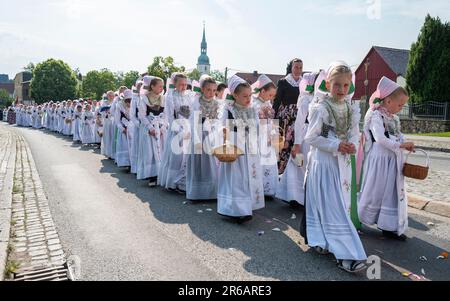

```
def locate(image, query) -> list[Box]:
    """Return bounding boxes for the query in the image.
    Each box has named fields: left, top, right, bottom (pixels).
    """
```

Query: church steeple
left=201, top=22, right=207, bottom=54
left=197, top=21, right=210, bottom=75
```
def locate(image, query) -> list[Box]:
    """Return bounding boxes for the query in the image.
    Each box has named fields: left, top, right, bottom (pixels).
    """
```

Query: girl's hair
left=286, top=58, right=303, bottom=75
left=234, top=82, right=251, bottom=95
left=327, top=65, right=352, bottom=82
left=201, top=77, right=217, bottom=89
left=260, top=82, right=276, bottom=92
left=173, top=73, right=187, bottom=85
left=217, top=83, right=227, bottom=92
left=150, top=77, right=163, bottom=88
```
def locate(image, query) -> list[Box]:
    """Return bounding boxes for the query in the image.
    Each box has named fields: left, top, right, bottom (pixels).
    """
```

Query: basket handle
left=405, top=149, right=430, bottom=167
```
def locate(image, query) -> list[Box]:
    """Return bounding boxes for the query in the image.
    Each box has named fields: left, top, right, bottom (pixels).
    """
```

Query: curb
left=0, top=129, right=17, bottom=281
left=414, top=145, right=450, bottom=154
left=408, top=193, right=450, bottom=219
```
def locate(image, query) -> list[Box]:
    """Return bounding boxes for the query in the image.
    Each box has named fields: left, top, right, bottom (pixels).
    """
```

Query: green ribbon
left=193, top=86, right=201, bottom=93
left=226, top=94, right=235, bottom=101
left=169, top=84, right=175, bottom=89
left=305, top=85, right=314, bottom=93
left=253, top=88, right=260, bottom=94
left=348, top=82, right=355, bottom=95
left=350, top=154, right=362, bottom=230
left=318, top=80, right=328, bottom=92
left=373, top=98, right=381, bottom=104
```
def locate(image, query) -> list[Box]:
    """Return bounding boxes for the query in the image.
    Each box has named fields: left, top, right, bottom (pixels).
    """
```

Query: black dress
left=273, top=78, right=301, bottom=174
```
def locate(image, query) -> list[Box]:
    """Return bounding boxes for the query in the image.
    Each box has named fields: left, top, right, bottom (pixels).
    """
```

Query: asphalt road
left=14, top=125, right=450, bottom=281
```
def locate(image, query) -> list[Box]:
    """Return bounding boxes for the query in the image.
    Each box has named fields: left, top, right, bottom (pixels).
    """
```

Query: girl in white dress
left=101, top=91, right=116, bottom=159
left=72, top=104, right=83, bottom=143
left=216, top=75, right=265, bottom=224
left=277, top=73, right=319, bottom=206
left=115, top=90, right=132, bottom=168
left=302, top=62, right=367, bottom=273
left=251, top=74, right=278, bottom=198
left=158, top=73, right=193, bottom=192
left=81, top=103, right=96, bottom=145
left=358, top=76, right=414, bottom=241
left=129, top=81, right=143, bottom=175
left=186, top=75, right=221, bottom=201
left=137, top=76, right=165, bottom=185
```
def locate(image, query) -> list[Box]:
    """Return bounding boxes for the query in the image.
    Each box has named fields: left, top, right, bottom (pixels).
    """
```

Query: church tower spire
left=197, top=21, right=211, bottom=75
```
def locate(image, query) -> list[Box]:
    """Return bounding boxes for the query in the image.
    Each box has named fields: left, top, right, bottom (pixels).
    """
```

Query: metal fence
left=398, top=101, right=450, bottom=120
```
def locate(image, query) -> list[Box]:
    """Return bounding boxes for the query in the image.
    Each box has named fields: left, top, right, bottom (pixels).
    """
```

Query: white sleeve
left=138, top=100, right=153, bottom=131
left=294, top=95, right=309, bottom=145
left=370, top=112, right=401, bottom=152
left=304, top=105, right=340, bottom=154
left=115, top=109, right=125, bottom=131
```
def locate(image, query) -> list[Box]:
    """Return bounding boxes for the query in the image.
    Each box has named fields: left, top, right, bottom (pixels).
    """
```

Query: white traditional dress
left=217, top=103, right=265, bottom=217
left=137, top=93, right=165, bottom=180
left=186, top=95, right=221, bottom=200
left=252, top=97, right=279, bottom=197
left=72, top=110, right=83, bottom=142
left=358, top=109, right=408, bottom=235
left=158, top=90, right=193, bottom=190
left=114, top=101, right=131, bottom=167
left=304, top=95, right=366, bottom=261
left=129, top=92, right=141, bottom=174
left=93, top=106, right=102, bottom=144
left=276, top=92, right=314, bottom=205
left=100, top=101, right=114, bottom=159
left=62, top=107, right=72, bottom=136
left=81, top=110, right=96, bottom=144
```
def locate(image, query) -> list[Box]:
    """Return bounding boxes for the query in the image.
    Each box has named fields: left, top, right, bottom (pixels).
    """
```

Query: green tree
left=406, top=15, right=450, bottom=103
left=209, top=70, right=226, bottom=83
left=30, top=59, right=78, bottom=103
left=82, top=69, right=117, bottom=100
left=122, top=70, right=140, bottom=88
left=187, top=69, right=201, bottom=81
left=0, top=89, right=14, bottom=108
left=147, top=56, right=185, bottom=83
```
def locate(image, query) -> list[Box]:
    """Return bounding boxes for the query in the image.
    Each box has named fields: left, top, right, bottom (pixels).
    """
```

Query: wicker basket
left=403, top=149, right=429, bottom=180
left=271, top=126, right=285, bottom=152
left=213, top=128, right=244, bottom=163
left=213, top=144, right=244, bottom=163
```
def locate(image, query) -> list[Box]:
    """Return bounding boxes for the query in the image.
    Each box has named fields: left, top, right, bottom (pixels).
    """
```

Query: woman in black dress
left=273, top=58, right=303, bottom=174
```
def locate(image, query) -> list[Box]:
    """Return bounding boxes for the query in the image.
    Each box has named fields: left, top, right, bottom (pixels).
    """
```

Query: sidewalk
left=0, top=125, right=16, bottom=280
left=405, top=135, right=450, bottom=153
left=0, top=124, right=67, bottom=280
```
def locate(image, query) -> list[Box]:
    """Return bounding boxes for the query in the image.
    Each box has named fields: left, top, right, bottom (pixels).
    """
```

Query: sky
left=1, top=0, right=449, bottom=79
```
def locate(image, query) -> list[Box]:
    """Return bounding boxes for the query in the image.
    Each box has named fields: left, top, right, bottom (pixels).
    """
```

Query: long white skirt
left=129, top=123, right=140, bottom=174
left=137, top=125, right=161, bottom=180
left=94, top=121, right=102, bottom=143
left=217, top=140, right=264, bottom=217
left=305, top=148, right=367, bottom=261
left=81, top=122, right=95, bottom=144
left=101, top=119, right=114, bottom=158
left=63, top=120, right=72, bottom=136
left=115, top=127, right=130, bottom=167
left=73, top=119, right=82, bottom=142
left=276, top=143, right=309, bottom=204
left=358, top=143, right=400, bottom=232
left=186, top=150, right=218, bottom=200
left=158, top=129, right=186, bottom=190
left=111, top=126, right=117, bottom=160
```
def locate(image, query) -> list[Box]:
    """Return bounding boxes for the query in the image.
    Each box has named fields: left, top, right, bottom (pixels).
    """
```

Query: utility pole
left=224, top=67, right=228, bottom=84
